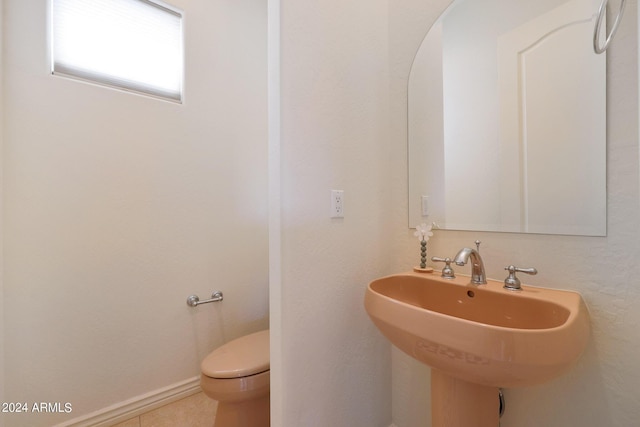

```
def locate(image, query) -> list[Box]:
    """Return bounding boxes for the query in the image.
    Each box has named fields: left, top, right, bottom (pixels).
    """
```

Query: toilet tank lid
left=201, top=330, right=269, bottom=379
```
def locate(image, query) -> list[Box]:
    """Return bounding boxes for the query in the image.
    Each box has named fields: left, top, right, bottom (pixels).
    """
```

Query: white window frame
left=50, top=0, right=184, bottom=103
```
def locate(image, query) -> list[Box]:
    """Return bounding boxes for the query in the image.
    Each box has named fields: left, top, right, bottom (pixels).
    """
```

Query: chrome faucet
left=453, top=247, right=487, bottom=284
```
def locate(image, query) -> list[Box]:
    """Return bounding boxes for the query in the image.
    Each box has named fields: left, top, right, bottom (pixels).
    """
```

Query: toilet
left=200, top=330, right=270, bottom=427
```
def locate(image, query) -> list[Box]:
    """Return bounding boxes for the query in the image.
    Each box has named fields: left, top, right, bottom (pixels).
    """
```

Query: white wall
left=1, top=0, right=268, bottom=426
left=391, top=0, right=640, bottom=426
left=274, top=0, right=395, bottom=425
left=267, top=0, right=283, bottom=425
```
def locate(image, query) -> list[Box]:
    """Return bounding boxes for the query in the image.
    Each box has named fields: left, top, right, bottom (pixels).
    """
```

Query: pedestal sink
left=364, top=271, right=590, bottom=426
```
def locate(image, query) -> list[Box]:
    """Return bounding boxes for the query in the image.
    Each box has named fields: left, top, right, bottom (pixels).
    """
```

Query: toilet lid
left=201, top=330, right=269, bottom=379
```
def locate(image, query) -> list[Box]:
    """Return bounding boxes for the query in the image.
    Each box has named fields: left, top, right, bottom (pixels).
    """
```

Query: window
left=51, top=0, right=184, bottom=102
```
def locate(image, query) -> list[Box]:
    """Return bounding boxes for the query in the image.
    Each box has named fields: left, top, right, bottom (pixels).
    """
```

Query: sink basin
left=364, top=272, right=590, bottom=388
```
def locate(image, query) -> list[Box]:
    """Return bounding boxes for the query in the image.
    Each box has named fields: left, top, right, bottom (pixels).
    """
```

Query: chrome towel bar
left=187, top=291, right=223, bottom=307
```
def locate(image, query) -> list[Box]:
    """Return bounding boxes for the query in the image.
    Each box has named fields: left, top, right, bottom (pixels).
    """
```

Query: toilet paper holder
left=187, top=291, right=223, bottom=307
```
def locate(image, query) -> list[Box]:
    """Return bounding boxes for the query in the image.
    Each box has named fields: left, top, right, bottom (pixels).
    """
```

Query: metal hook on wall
left=593, top=0, right=627, bottom=54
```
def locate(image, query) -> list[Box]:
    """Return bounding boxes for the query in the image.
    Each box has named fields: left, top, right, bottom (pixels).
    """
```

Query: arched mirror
left=408, top=0, right=606, bottom=236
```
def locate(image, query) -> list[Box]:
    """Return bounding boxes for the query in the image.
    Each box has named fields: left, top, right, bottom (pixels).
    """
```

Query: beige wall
left=273, top=0, right=396, bottom=425
left=390, top=0, right=640, bottom=426
left=1, top=0, right=268, bottom=426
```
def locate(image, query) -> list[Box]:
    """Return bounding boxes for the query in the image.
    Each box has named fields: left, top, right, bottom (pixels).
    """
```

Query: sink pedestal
left=431, top=370, right=499, bottom=427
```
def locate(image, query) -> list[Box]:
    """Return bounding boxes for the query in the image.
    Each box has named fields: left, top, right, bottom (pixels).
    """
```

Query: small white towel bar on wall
left=593, top=0, right=627, bottom=54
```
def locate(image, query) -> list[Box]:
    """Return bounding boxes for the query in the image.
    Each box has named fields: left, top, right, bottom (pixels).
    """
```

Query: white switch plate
left=331, top=190, right=344, bottom=218
left=421, top=195, right=429, bottom=216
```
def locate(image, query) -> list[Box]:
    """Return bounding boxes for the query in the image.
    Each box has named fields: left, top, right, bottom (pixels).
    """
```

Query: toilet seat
left=201, top=330, right=269, bottom=379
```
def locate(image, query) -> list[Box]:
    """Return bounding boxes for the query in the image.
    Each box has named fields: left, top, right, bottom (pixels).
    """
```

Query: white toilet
left=200, top=330, right=270, bottom=427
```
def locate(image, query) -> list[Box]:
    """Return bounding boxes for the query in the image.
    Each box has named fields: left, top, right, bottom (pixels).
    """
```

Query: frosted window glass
left=52, top=0, right=183, bottom=102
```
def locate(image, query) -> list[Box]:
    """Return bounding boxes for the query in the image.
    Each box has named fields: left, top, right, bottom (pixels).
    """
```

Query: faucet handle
left=503, top=265, right=537, bottom=290
left=431, top=257, right=455, bottom=279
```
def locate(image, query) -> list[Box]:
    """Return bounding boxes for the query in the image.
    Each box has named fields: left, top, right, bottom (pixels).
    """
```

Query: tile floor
left=112, top=392, right=217, bottom=427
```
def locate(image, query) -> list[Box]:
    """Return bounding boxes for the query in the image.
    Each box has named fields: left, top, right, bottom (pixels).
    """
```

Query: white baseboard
left=53, top=376, right=201, bottom=427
